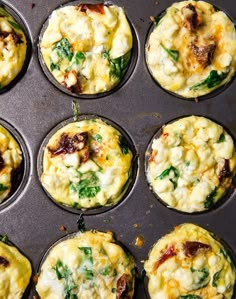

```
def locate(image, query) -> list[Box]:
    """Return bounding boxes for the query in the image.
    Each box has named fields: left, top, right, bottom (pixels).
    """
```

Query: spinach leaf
left=154, top=16, right=162, bottom=27
left=0, top=184, right=8, bottom=192
left=78, top=247, right=93, bottom=263
left=7, top=20, right=22, bottom=30
left=70, top=172, right=101, bottom=199
left=190, top=70, right=229, bottom=90
left=50, top=58, right=60, bottom=71
left=160, top=43, right=179, bottom=62
left=93, top=134, right=102, bottom=143
left=83, top=266, right=94, bottom=280
left=112, top=288, right=116, bottom=293
left=100, top=265, right=112, bottom=276
left=191, top=267, right=209, bottom=289
left=204, top=187, right=217, bottom=209
left=119, top=135, right=129, bottom=155
left=217, top=133, right=225, bottom=143
left=179, top=296, right=202, bottom=299
left=75, top=52, right=85, bottom=64
left=0, top=235, right=8, bottom=244
left=103, top=50, right=131, bottom=80
left=54, top=260, right=78, bottom=298
left=156, top=166, right=179, bottom=180
left=212, top=269, right=222, bottom=287
left=0, top=7, right=10, bottom=17
left=54, top=38, right=73, bottom=62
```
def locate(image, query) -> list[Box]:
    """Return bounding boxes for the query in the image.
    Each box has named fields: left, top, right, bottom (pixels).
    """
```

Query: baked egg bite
left=144, top=223, right=236, bottom=299
left=0, top=7, right=27, bottom=89
left=146, top=1, right=236, bottom=99
left=40, top=118, right=133, bottom=210
left=36, top=230, right=136, bottom=299
left=146, top=115, right=236, bottom=213
left=40, top=3, right=133, bottom=95
left=0, top=235, right=32, bottom=299
left=0, top=124, right=22, bottom=204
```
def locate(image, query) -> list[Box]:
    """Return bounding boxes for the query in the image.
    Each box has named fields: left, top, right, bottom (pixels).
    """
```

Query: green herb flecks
left=212, top=269, right=222, bottom=287
left=217, top=133, right=226, bottom=143
left=0, top=184, right=8, bottom=192
left=119, top=135, right=129, bottom=155
left=0, top=235, right=9, bottom=244
left=103, top=50, right=131, bottom=80
left=93, top=134, right=102, bottom=143
left=83, top=266, right=94, bottom=280
left=204, top=187, right=217, bottom=209
left=70, top=172, right=101, bottom=199
left=160, top=43, right=179, bottom=62
left=190, top=70, right=229, bottom=90
left=54, top=38, right=73, bottom=61
left=78, top=247, right=93, bottom=264
left=50, top=58, right=60, bottom=71
left=54, top=260, right=78, bottom=298
left=112, top=288, right=116, bottom=293
left=7, top=20, right=22, bottom=31
left=179, top=296, right=203, bottom=299
left=75, top=52, right=85, bottom=64
left=100, top=265, right=112, bottom=276
left=72, top=99, right=80, bottom=121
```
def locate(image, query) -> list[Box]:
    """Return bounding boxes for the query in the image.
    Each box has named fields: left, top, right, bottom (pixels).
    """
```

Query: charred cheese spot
left=41, top=119, right=133, bottom=209
left=144, top=223, right=236, bottom=299
left=0, top=8, right=27, bottom=88
left=0, top=125, right=22, bottom=204
left=40, top=4, right=133, bottom=95
left=36, top=231, right=136, bottom=299
left=146, top=1, right=236, bottom=98
left=0, top=237, right=32, bottom=299
left=147, top=116, right=236, bottom=213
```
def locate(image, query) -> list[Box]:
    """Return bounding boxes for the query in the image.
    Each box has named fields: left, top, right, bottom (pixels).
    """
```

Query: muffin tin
left=0, top=0, right=235, bottom=298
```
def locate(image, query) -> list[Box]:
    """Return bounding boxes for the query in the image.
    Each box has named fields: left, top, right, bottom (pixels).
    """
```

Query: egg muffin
left=146, top=116, right=236, bottom=213
left=146, top=1, right=236, bottom=98
left=144, top=223, right=236, bottom=299
left=36, top=230, right=136, bottom=299
left=0, top=235, right=32, bottom=299
left=0, top=7, right=27, bottom=89
left=40, top=118, right=133, bottom=210
left=40, top=4, right=133, bottom=95
left=0, top=125, right=22, bottom=204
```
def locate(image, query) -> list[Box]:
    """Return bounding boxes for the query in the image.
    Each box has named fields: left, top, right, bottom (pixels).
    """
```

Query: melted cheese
left=41, top=119, right=133, bottom=209
left=0, top=8, right=27, bottom=88
left=0, top=239, right=32, bottom=299
left=146, top=1, right=236, bottom=98
left=40, top=4, right=133, bottom=94
left=0, top=125, right=22, bottom=203
left=147, top=116, right=236, bottom=213
left=144, top=223, right=236, bottom=299
left=36, top=231, right=136, bottom=299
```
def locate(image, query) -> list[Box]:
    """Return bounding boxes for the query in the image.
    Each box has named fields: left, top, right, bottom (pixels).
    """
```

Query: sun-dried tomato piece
left=11, top=31, right=23, bottom=44
left=183, top=241, right=211, bottom=257
left=219, top=159, right=231, bottom=182
left=79, top=4, right=105, bottom=14
left=0, top=31, right=10, bottom=39
left=0, top=256, right=9, bottom=267
left=116, top=274, right=131, bottom=299
left=153, top=245, right=176, bottom=271
left=181, top=4, right=201, bottom=31
left=48, top=132, right=88, bottom=156
left=0, top=154, right=4, bottom=171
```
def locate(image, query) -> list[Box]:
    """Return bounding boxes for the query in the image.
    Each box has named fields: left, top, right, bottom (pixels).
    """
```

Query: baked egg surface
left=144, top=223, right=236, bottom=299
left=146, top=1, right=236, bottom=98
left=41, top=118, right=133, bottom=209
left=147, top=116, right=236, bottom=213
left=40, top=4, right=133, bottom=95
left=36, top=231, right=136, bottom=299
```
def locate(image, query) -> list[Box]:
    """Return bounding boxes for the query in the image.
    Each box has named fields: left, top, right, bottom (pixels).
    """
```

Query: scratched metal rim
left=34, top=229, right=137, bottom=298
left=143, top=222, right=236, bottom=299
left=0, top=0, right=32, bottom=94
left=37, top=114, right=139, bottom=215
left=0, top=118, right=30, bottom=212
left=144, top=4, right=236, bottom=101
left=144, top=114, right=236, bottom=215
left=37, top=0, right=139, bottom=100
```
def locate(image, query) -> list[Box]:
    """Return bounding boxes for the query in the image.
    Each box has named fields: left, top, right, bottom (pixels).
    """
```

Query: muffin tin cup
left=37, top=114, right=139, bottom=215
left=145, top=115, right=236, bottom=215
left=145, top=5, right=236, bottom=101
left=0, top=1, right=32, bottom=94
left=37, top=1, right=139, bottom=99
left=0, top=118, right=30, bottom=211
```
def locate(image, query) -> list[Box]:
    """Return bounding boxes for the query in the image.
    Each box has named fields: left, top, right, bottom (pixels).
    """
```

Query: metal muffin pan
left=0, top=0, right=235, bottom=298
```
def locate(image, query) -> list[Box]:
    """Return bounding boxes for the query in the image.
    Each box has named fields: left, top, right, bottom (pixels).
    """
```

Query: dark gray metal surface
left=0, top=0, right=235, bottom=298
